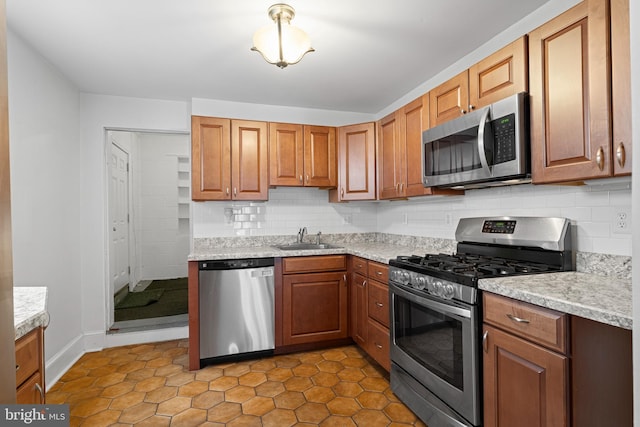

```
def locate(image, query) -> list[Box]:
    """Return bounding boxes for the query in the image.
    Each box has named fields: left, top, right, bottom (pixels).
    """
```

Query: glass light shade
left=252, top=22, right=314, bottom=68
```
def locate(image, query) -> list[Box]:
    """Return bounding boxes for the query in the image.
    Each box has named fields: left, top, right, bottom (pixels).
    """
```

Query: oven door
left=390, top=281, right=481, bottom=426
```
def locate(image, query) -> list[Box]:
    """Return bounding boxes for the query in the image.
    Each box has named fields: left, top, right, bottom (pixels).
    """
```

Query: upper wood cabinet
left=269, top=123, right=337, bottom=187
left=329, top=122, right=376, bottom=201
left=430, top=37, right=528, bottom=127
left=377, top=95, right=462, bottom=200
left=192, top=116, right=268, bottom=201
left=610, top=0, right=631, bottom=176
left=529, top=0, right=614, bottom=183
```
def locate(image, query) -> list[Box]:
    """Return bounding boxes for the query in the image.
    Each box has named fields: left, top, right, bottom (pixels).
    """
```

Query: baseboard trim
left=105, top=325, right=188, bottom=348
left=45, top=333, right=85, bottom=390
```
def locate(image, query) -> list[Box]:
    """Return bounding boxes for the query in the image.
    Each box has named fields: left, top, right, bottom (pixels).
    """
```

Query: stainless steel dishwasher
left=199, top=258, right=275, bottom=364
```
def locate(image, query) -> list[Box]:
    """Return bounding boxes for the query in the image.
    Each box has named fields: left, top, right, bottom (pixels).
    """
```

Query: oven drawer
left=367, top=318, right=390, bottom=371
left=367, top=280, right=389, bottom=328
left=483, top=292, right=567, bottom=353
left=367, top=262, right=388, bottom=283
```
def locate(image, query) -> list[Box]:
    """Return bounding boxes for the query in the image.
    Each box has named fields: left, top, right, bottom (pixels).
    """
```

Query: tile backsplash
left=192, top=178, right=632, bottom=257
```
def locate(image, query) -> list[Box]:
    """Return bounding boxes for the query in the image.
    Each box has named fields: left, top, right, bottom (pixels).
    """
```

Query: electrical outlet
left=343, top=213, right=353, bottom=225
left=613, top=209, right=631, bottom=234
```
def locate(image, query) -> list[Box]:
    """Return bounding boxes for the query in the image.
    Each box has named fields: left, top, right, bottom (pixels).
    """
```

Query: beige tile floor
left=47, top=339, right=427, bottom=426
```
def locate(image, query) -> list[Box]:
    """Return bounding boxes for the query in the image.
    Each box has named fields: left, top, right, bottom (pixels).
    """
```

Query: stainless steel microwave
left=422, top=92, right=530, bottom=189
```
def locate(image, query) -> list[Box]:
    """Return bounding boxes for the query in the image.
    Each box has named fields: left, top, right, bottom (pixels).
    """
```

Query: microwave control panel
left=492, top=113, right=516, bottom=164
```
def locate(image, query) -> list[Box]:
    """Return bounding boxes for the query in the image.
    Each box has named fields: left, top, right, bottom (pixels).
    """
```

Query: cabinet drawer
left=351, top=257, right=368, bottom=275
left=15, top=329, right=40, bottom=387
left=16, top=372, right=44, bottom=404
left=367, top=280, right=390, bottom=328
left=483, top=293, right=567, bottom=353
left=367, top=262, right=389, bottom=283
left=367, top=319, right=390, bottom=371
left=283, top=255, right=347, bottom=274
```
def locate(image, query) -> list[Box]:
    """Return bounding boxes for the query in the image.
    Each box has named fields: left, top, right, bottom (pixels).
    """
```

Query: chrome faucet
left=297, top=227, right=307, bottom=243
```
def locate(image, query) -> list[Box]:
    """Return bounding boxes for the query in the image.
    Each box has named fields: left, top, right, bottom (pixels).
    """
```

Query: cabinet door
left=349, top=272, right=367, bottom=347
left=610, top=0, right=631, bottom=176
left=16, top=372, right=44, bottom=404
left=269, top=122, right=304, bottom=186
left=332, top=122, right=376, bottom=201
left=191, top=116, right=231, bottom=200
left=377, top=111, right=405, bottom=199
left=282, top=271, right=348, bottom=345
left=367, top=279, right=389, bottom=328
left=483, top=325, right=568, bottom=427
left=429, top=70, right=469, bottom=127
left=469, top=36, right=528, bottom=110
left=304, top=125, right=337, bottom=187
left=529, top=0, right=611, bottom=183
left=231, top=120, right=269, bottom=200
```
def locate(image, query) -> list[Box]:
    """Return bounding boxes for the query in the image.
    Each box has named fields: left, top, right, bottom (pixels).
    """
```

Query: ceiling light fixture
left=251, top=3, right=314, bottom=69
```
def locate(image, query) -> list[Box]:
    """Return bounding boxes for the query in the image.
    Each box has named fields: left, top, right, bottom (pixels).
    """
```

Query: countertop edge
left=14, top=287, right=49, bottom=340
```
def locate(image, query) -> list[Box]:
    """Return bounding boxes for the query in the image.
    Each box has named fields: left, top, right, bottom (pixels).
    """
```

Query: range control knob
left=444, top=284, right=455, bottom=299
left=415, top=277, right=426, bottom=290
left=435, top=281, right=443, bottom=297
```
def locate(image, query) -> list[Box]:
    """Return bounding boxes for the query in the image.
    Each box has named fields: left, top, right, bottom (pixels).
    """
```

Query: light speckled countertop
left=190, top=237, right=632, bottom=330
left=14, top=286, right=49, bottom=340
left=479, top=272, right=632, bottom=330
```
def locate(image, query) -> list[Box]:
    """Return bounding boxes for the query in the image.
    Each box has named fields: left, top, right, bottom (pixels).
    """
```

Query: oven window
left=394, top=293, right=464, bottom=390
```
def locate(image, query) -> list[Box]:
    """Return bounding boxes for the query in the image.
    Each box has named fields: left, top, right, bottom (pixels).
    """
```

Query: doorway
left=107, top=130, right=191, bottom=333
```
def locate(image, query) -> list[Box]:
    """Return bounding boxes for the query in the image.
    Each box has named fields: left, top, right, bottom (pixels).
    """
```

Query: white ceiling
left=6, top=0, right=551, bottom=114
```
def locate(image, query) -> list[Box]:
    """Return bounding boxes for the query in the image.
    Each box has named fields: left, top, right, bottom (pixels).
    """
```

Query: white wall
left=6, top=29, right=83, bottom=384
left=137, top=132, right=190, bottom=280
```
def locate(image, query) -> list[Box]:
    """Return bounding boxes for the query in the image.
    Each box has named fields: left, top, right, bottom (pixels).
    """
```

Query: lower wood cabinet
left=482, top=293, right=569, bottom=427
left=280, top=255, right=348, bottom=346
left=349, top=256, right=390, bottom=371
left=15, top=327, right=45, bottom=404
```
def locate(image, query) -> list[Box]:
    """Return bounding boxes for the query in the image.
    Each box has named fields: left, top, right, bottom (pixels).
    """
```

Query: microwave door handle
left=477, top=107, right=492, bottom=176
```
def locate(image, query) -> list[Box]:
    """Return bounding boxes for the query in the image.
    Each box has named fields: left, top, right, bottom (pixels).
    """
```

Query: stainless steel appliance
left=422, top=92, right=530, bottom=189
left=389, top=216, right=574, bottom=427
left=199, top=258, right=275, bottom=365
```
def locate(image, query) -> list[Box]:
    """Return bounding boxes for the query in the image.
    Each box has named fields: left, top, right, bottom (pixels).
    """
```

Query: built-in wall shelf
left=177, top=156, right=190, bottom=234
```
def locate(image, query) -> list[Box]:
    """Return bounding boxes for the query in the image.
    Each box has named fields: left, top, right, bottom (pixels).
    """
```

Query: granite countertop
left=14, top=286, right=49, bottom=340
left=479, top=272, right=632, bottom=330
left=190, top=241, right=632, bottom=330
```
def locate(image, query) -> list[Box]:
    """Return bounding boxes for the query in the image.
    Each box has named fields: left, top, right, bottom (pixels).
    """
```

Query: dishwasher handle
left=199, top=257, right=274, bottom=270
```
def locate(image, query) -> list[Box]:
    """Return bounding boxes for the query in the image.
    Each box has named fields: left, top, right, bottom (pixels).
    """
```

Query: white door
left=110, top=143, right=130, bottom=295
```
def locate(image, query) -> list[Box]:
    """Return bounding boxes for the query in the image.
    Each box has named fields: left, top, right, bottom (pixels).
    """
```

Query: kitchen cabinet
left=430, top=37, right=527, bottom=127
left=280, top=255, right=348, bottom=346
left=15, top=327, right=45, bottom=404
left=269, top=123, right=337, bottom=187
left=191, top=116, right=268, bottom=200
left=349, top=256, right=390, bottom=371
left=329, top=122, right=376, bottom=202
left=483, top=292, right=568, bottom=427
left=377, top=95, right=462, bottom=199
left=610, top=0, right=632, bottom=176
left=529, top=0, right=621, bottom=183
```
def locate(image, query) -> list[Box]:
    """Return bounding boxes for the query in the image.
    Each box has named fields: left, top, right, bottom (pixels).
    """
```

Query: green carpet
left=114, top=277, right=188, bottom=322
left=115, top=289, right=164, bottom=309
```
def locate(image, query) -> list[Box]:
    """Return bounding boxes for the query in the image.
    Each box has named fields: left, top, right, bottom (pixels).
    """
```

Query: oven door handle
left=390, top=282, right=471, bottom=319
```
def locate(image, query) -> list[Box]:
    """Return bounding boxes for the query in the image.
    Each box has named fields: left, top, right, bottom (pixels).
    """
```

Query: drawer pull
left=16, top=364, right=20, bottom=372
left=375, top=343, right=383, bottom=349
left=375, top=302, right=383, bottom=307
left=595, top=147, right=605, bottom=171
left=35, top=383, right=44, bottom=403
left=482, top=330, right=488, bottom=353
left=362, top=280, right=367, bottom=288
left=506, top=313, right=530, bottom=324
left=376, top=271, right=382, bottom=276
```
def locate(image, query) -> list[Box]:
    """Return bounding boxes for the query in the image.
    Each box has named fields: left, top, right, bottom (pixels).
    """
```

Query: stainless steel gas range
left=388, top=216, right=574, bottom=427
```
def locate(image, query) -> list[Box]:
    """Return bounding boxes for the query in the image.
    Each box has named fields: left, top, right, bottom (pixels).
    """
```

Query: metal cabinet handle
left=35, top=383, right=44, bottom=403
left=226, top=187, right=230, bottom=195
left=362, top=280, right=367, bottom=288
left=375, top=343, right=383, bottom=349
left=15, top=364, right=20, bottom=372
left=299, top=175, right=303, bottom=183
left=376, top=271, right=382, bottom=276
left=233, top=187, right=237, bottom=196
left=460, top=108, right=467, bottom=114
left=506, top=313, right=530, bottom=324
left=343, top=274, right=347, bottom=285
left=306, top=174, right=309, bottom=183
left=469, top=104, right=475, bottom=111
left=482, top=330, right=489, bottom=353
left=341, top=188, right=344, bottom=198
left=376, top=302, right=383, bottom=307
left=616, top=143, right=626, bottom=168
left=595, top=147, right=605, bottom=171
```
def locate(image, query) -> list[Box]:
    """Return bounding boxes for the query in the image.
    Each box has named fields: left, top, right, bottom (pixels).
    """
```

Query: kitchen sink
left=275, top=243, right=343, bottom=251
